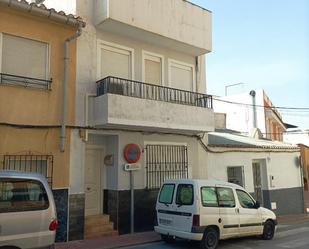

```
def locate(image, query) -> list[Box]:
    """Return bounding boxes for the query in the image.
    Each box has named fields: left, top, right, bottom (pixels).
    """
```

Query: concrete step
left=84, top=230, right=118, bottom=240
left=84, top=214, right=118, bottom=240
left=85, top=214, right=110, bottom=225
left=85, top=223, right=114, bottom=234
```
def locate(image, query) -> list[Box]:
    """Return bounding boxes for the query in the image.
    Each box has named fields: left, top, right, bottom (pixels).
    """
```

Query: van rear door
left=156, top=183, right=176, bottom=228
left=172, top=183, right=196, bottom=233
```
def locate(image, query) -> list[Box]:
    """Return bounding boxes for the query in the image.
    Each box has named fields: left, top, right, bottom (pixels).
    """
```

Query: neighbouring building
left=206, top=131, right=304, bottom=215
left=213, top=89, right=288, bottom=141
left=283, top=130, right=309, bottom=211
left=0, top=0, right=84, bottom=242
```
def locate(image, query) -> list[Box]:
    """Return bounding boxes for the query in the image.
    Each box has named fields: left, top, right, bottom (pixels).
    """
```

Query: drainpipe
left=249, top=90, right=257, bottom=128
left=60, top=26, right=83, bottom=152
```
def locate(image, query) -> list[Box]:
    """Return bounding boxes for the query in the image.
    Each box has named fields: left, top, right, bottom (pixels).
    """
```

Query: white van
left=155, top=179, right=277, bottom=249
left=0, top=171, right=57, bottom=249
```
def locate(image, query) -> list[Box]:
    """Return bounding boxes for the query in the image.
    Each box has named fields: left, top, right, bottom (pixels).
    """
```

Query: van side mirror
left=254, top=201, right=260, bottom=209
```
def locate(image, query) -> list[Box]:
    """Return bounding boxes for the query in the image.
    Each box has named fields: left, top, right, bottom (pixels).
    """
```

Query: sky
left=190, top=0, right=309, bottom=129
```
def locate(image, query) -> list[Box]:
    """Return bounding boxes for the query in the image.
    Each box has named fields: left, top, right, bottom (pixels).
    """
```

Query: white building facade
left=207, top=132, right=304, bottom=215
left=41, top=0, right=215, bottom=240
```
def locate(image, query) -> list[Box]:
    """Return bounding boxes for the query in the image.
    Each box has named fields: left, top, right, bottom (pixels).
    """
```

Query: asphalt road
left=123, top=219, right=309, bottom=249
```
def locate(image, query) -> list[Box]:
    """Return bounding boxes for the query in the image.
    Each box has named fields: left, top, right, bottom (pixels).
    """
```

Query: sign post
left=123, top=144, right=141, bottom=234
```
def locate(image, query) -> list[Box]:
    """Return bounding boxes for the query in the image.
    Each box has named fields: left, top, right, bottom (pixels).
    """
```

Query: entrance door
left=252, top=162, right=263, bottom=205
left=85, top=148, right=103, bottom=216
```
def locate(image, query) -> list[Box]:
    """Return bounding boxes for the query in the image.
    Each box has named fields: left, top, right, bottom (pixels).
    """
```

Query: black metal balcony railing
left=96, top=76, right=213, bottom=109
left=0, top=73, right=52, bottom=90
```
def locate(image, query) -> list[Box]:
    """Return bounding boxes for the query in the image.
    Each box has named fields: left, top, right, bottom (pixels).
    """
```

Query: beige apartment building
left=0, top=0, right=84, bottom=242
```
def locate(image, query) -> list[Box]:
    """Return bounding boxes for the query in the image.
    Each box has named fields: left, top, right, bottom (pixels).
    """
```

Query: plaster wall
left=213, top=90, right=266, bottom=135
left=207, top=151, right=302, bottom=193
left=0, top=7, right=77, bottom=126
left=0, top=126, right=71, bottom=188
left=94, top=0, right=212, bottom=53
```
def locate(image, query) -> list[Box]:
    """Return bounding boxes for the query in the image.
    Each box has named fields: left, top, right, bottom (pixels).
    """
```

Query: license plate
left=159, top=218, right=172, bottom=226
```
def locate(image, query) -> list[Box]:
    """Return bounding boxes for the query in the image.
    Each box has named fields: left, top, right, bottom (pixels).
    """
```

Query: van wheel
left=262, top=220, right=275, bottom=240
left=200, top=227, right=219, bottom=249
left=161, top=234, right=175, bottom=243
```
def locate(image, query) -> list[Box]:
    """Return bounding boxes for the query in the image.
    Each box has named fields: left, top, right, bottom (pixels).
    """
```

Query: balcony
left=0, top=73, right=52, bottom=90
left=91, top=76, right=215, bottom=133
left=93, top=0, right=212, bottom=56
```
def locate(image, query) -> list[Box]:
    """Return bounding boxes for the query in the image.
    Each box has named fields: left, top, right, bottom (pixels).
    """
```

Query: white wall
left=207, top=151, right=302, bottom=193
left=213, top=90, right=266, bottom=134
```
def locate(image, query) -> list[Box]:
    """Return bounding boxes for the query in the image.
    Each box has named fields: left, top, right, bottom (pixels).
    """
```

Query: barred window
left=145, top=145, right=188, bottom=189
left=1, top=155, right=53, bottom=187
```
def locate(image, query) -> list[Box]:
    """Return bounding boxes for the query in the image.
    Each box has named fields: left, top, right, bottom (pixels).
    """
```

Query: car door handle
left=235, top=208, right=239, bottom=214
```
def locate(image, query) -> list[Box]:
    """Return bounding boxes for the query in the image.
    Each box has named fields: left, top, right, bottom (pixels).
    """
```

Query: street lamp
left=225, top=82, right=245, bottom=96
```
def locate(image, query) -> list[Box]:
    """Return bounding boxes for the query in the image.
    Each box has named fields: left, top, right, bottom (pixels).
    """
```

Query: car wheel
left=200, top=227, right=219, bottom=249
left=262, top=220, right=275, bottom=240
left=161, top=234, right=175, bottom=243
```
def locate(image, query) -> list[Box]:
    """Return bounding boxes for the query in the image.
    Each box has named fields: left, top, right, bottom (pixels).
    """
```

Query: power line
left=212, top=97, right=309, bottom=111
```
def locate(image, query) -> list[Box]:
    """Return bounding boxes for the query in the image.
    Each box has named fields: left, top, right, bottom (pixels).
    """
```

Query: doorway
left=252, top=162, right=263, bottom=205
left=85, top=147, right=104, bottom=216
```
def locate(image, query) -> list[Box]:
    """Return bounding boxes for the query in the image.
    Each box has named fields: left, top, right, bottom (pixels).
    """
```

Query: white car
left=155, top=179, right=277, bottom=249
left=0, top=171, right=57, bottom=249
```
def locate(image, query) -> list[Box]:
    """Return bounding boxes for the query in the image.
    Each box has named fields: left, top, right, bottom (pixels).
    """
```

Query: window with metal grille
left=145, top=145, right=188, bottom=189
left=1, top=155, right=53, bottom=187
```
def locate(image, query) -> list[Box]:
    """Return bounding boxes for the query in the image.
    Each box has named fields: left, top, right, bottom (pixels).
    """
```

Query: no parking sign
left=123, top=143, right=141, bottom=163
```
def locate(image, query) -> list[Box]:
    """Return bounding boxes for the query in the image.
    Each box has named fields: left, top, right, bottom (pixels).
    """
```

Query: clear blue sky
left=190, top=0, right=309, bottom=129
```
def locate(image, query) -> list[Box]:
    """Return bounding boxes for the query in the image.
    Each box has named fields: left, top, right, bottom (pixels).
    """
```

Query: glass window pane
left=236, top=190, right=256, bottom=209
left=201, top=187, right=218, bottom=207
left=217, top=187, right=235, bottom=208
left=159, top=184, right=175, bottom=204
left=176, top=184, right=193, bottom=206
left=227, top=166, right=244, bottom=187
left=0, top=179, right=49, bottom=213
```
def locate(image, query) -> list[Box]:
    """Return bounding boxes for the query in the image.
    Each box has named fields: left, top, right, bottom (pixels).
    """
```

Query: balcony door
left=168, top=59, right=195, bottom=92
left=97, top=40, right=134, bottom=80
left=142, top=51, right=164, bottom=86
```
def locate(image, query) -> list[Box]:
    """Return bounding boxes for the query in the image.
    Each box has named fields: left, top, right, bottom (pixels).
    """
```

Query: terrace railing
left=96, top=76, right=213, bottom=109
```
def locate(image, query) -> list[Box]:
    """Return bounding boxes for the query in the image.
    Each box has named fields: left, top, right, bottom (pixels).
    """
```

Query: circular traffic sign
left=124, top=144, right=141, bottom=163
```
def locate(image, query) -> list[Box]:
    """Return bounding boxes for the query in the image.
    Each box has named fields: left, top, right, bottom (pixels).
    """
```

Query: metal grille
left=1, top=155, right=53, bottom=186
left=97, top=76, right=213, bottom=109
left=145, top=145, right=188, bottom=189
left=0, top=73, right=52, bottom=90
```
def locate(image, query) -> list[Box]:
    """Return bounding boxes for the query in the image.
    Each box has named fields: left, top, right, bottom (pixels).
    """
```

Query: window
left=201, top=187, right=218, bottom=207
left=168, top=59, right=195, bottom=92
left=227, top=166, right=244, bottom=187
left=2, top=155, right=53, bottom=186
left=145, top=144, right=188, bottom=189
left=142, top=51, right=164, bottom=86
left=176, top=184, right=193, bottom=206
left=0, top=33, right=50, bottom=89
left=159, top=184, right=175, bottom=204
left=217, top=187, right=235, bottom=208
left=97, top=40, right=134, bottom=80
left=236, top=189, right=256, bottom=209
left=0, top=178, right=49, bottom=213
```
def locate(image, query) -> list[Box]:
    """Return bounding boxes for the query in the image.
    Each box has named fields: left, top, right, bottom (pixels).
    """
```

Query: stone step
left=84, top=214, right=118, bottom=239
left=85, top=214, right=110, bottom=226
left=85, top=222, right=114, bottom=234
left=84, top=230, right=118, bottom=240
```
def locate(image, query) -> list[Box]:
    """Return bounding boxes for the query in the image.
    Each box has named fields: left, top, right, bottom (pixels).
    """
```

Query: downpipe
left=60, top=26, right=83, bottom=152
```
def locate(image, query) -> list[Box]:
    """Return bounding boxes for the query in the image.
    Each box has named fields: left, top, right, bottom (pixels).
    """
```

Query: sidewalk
left=277, top=213, right=309, bottom=223
left=56, top=213, right=309, bottom=249
left=55, top=231, right=161, bottom=249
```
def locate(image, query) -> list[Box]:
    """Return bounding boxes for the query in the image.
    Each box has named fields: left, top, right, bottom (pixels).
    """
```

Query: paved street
left=123, top=219, right=309, bottom=249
